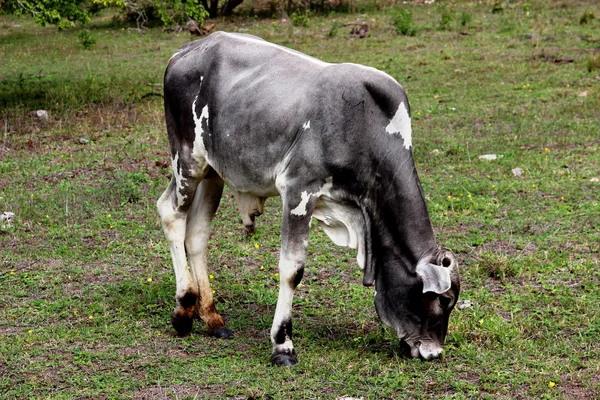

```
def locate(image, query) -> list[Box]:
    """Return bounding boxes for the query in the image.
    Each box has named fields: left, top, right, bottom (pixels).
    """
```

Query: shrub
left=460, top=12, right=472, bottom=27
left=586, top=54, right=600, bottom=73
left=77, top=29, right=96, bottom=50
left=579, top=11, right=595, bottom=25
left=392, top=9, right=417, bottom=36
left=438, top=8, right=454, bottom=30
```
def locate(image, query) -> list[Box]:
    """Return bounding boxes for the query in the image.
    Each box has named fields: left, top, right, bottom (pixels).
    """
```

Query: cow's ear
left=416, top=262, right=451, bottom=294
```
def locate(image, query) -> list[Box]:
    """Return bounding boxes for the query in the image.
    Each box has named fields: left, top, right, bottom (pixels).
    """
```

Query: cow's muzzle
left=400, top=340, right=443, bottom=360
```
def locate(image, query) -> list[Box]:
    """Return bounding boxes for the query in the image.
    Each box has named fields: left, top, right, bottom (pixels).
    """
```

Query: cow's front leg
left=270, top=189, right=315, bottom=366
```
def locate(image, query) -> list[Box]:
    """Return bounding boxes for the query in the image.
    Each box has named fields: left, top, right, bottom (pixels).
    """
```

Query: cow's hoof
left=171, top=314, right=193, bottom=337
left=209, top=327, right=233, bottom=339
left=244, top=224, right=255, bottom=235
left=271, top=352, right=298, bottom=366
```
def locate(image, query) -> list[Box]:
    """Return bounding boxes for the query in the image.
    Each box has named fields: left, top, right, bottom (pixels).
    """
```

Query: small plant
left=438, top=8, right=454, bottom=31
left=460, top=12, right=472, bottom=27
left=586, top=54, right=600, bottom=72
left=475, top=251, right=520, bottom=282
left=491, top=1, right=504, bottom=14
left=392, top=9, right=417, bottom=36
left=579, top=11, right=595, bottom=25
left=328, top=23, right=339, bottom=37
left=291, top=10, right=312, bottom=27
left=77, top=29, right=96, bottom=50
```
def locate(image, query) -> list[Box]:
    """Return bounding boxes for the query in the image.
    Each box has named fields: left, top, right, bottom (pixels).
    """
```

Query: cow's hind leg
left=185, top=173, right=231, bottom=338
left=269, top=186, right=317, bottom=366
left=157, top=171, right=202, bottom=336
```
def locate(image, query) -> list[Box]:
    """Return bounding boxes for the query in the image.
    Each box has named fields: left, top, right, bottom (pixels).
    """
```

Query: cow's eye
left=439, top=295, right=452, bottom=309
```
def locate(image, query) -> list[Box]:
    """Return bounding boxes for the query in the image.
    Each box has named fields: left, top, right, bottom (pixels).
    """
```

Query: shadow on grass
left=104, top=278, right=406, bottom=360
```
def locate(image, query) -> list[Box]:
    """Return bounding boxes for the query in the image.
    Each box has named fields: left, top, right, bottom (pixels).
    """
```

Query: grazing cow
left=157, top=32, right=460, bottom=366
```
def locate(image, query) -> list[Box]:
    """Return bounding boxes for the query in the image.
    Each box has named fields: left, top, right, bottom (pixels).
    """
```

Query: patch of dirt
left=133, top=383, right=226, bottom=400
left=474, top=240, right=538, bottom=257
left=558, top=368, right=600, bottom=399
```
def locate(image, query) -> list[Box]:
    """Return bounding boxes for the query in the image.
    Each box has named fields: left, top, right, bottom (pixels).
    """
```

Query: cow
left=157, top=31, right=460, bottom=366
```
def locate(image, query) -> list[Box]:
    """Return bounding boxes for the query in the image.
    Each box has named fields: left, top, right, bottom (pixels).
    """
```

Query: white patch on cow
left=191, top=95, right=209, bottom=168
left=302, top=120, right=310, bottom=130
left=290, top=191, right=313, bottom=216
left=273, top=339, right=294, bottom=355
left=312, top=178, right=367, bottom=270
left=385, top=101, right=412, bottom=150
left=171, top=152, right=187, bottom=206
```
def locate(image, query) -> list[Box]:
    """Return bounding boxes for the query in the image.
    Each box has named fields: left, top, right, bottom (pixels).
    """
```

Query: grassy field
left=1, top=0, right=599, bottom=398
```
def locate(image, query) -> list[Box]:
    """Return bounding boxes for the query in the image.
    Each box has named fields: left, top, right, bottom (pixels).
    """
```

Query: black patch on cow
left=274, top=319, right=292, bottom=344
left=171, top=291, right=198, bottom=336
left=178, top=290, right=198, bottom=309
left=290, top=267, right=304, bottom=289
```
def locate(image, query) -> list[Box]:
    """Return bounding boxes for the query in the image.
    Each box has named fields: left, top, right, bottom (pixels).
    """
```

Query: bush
left=579, top=11, right=595, bottom=25
left=77, top=29, right=96, bottom=50
left=392, top=9, right=417, bottom=36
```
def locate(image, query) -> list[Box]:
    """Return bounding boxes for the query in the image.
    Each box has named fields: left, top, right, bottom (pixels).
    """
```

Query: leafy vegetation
left=1, top=0, right=210, bottom=29
left=1, top=0, right=599, bottom=398
left=392, top=8, right=416, bottom=36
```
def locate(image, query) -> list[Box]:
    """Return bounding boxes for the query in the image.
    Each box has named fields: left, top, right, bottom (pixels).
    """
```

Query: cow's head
left=373, top=248, right=460, bottom=360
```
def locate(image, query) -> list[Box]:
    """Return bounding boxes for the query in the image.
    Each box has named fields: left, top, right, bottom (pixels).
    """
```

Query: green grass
left=1, top=1, right=599, bottom=398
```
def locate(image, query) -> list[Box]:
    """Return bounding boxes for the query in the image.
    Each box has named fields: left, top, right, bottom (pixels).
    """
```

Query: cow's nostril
left=442, top=257, right=451, bottom=268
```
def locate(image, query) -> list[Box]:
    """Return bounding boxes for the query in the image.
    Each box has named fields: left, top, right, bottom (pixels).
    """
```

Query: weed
left=438, top=7, right=454, bottom=31
left=491, top=1, right=504, bottom=14
left=579, top=10, right=595, bottom=25
left=291, top=10, right=312, bottom=27
left=586, top=54, right=600, bottom=72
left=474, top=251, right=520, bottom=282
left=77, top=29, right=96, bottom=50
left=328, top=23, right=339, bottom=37
left=459, top=12, right=472, bottom=28
left=392, top=8, right=417, bottom=36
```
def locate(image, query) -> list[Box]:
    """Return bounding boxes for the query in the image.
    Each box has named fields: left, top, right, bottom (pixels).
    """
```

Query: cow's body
left=157, top=32, right=460, bottom=365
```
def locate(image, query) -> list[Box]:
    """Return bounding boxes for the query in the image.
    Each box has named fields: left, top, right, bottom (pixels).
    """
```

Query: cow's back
left=164, top=32, right=411, bottom=196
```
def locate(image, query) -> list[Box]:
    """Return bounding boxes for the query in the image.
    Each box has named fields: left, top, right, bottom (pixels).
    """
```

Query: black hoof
left=209, top=327, right=233, bottom=339
left=271, top=351, right=298, bottom=366
left=171, top=314, right=193, bottom=337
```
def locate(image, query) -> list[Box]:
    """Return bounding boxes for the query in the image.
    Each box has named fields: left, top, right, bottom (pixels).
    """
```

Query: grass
left=1, top=1, right=599, bottom=398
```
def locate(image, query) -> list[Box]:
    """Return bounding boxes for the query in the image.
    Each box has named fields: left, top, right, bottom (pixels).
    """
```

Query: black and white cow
left=157, top=32, right=460, bottom=366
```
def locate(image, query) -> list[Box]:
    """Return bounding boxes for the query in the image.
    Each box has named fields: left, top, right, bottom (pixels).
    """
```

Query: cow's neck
left=367, top=160, right=438, bottom=271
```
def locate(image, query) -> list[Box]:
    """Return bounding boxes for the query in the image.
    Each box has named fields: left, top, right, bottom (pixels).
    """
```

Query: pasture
left=1, top=0, right=599, bottom=398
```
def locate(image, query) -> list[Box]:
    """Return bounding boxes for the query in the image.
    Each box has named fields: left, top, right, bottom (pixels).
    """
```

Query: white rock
left=590, top=177, right=599, bottom=183
left=35, top=110, right=49, bottom=121
left=479, top=154, right=503, bottom=161
left=457, top=299, right=473, bottom=310
left=1, top=211, right=15, bottom=227
left=511, top=167, right=523, bottom=177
